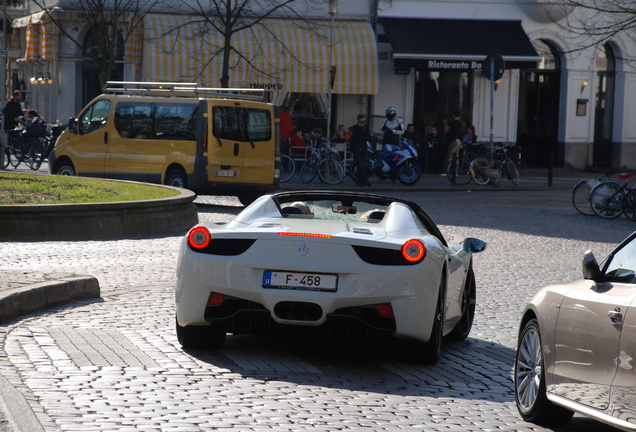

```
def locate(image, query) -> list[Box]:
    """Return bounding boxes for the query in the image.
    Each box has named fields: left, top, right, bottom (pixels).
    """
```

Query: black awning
left=380, top=18, right=541, bottom=70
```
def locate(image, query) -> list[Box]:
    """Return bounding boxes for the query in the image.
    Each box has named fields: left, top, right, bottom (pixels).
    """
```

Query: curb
left=0, top=276, right=100, bottom=324
left=0, top=276, right=101, bottom=431
left=0, top=373, right=45, bottom=432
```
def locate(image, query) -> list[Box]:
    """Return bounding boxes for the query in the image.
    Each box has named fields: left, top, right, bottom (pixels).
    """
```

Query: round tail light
left=188, top=226, right=211, bottom=249
left=401, top=239, right=426, bottom=263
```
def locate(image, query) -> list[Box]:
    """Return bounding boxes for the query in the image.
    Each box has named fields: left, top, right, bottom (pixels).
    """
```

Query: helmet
left=386, top=106, right=396, bottom=120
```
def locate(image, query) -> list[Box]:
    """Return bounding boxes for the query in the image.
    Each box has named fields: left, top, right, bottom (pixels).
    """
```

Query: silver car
left=515, top=230, right=636, bottom=431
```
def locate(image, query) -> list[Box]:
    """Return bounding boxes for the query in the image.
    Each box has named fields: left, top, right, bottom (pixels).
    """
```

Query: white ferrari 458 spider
left=175, top=191, right=486, bottom=364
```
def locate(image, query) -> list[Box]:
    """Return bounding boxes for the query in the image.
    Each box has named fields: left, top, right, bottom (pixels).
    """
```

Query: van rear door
left=208, top=101, right=275, bottom=185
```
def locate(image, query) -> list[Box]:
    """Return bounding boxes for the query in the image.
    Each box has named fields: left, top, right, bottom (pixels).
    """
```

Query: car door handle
left=608, top=309, right=623, bottom=323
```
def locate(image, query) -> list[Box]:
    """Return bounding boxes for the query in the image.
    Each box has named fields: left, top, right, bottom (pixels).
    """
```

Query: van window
left=79, top=99, right=111, bottom=135
left=114, top=102, right=197, bottom=140
left=213, top=106, right=271, bottom=142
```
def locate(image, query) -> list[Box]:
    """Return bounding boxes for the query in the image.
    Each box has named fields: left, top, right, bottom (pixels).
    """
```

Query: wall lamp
left=29, top=72, right=53, bottom=85
left=581, top=79, right=588, bottom=94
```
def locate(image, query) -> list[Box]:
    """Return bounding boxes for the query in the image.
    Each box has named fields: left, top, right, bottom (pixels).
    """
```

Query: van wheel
left=165, top=168, right=187, bottom=188
left=55, top=162, right=76, bottom=176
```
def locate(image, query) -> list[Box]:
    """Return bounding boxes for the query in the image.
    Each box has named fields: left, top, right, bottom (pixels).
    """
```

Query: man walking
left=350, top=114, right=372, bottom=187
left=445, top=110, right=463, bottom=184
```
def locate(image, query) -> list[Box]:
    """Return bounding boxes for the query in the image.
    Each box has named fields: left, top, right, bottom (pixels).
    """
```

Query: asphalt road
left=1, top=185, right=634, bottom=431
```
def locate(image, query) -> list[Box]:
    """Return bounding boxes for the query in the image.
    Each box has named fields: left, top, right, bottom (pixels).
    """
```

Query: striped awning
left=143, top=14, right=378, bottom=95
left=12, top=10, right=64, bottom=62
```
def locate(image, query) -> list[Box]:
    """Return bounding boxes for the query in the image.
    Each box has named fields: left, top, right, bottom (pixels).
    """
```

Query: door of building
left=592, top=44, right=615, bottom=168
left=516, top=40, right=561, bottom=168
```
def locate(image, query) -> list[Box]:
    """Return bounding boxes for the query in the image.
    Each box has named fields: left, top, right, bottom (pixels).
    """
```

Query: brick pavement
left=0, top=167, right=633, bottom=431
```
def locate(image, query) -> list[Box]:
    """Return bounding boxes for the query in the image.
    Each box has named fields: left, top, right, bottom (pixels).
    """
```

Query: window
left=213, top=106, right=271, bottom=142
left=114, top=102, right=197, bottom=140
left=79, top=99, right=111, bottom=135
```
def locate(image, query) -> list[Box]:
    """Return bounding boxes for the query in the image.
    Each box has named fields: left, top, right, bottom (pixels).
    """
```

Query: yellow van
left=48, top=82, right=281, bottom=205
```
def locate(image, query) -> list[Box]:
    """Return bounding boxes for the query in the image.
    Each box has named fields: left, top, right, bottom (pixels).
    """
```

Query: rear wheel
left=176, top=318, right=226, bottom=349
left=280, top=154, right=295, bottom=183
left=397, top=161, right=421, bottom=185
left=300, top=156, right=319, bottom=183
left=515, top=319, right=574, bottom=425
left=590, top=181, right=624, bottom=219
left=445, top=157, right=472, bottom=185
left=506, top=160, right=520, bottom=185
left=164, top=168, right=187, bottom=188
left=318, top=157, right=344, bottom=184
left=572, top=179, right=596, bottom=216
left=622, top=190, right=636, bottom=221
left=404, top=273, right=445, bottom=365
left=470, top=158, right=492, bottom=185
left=447, top=268, right=476, bottom=341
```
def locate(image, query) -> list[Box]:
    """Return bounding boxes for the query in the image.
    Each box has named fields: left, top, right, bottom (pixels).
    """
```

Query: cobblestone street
left=1, top=188, right=633, bottom=431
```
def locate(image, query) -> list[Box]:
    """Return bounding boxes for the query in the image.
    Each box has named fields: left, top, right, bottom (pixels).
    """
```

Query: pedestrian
left=3, top=90, right=22, bottom=133
left=445, top=110, right=463, bottom=184
left=349, top=114, right=372, bottom=187
left=423, top=126, right=441, bottom=174
left=461, top=124, right=477, bottom=146
left=380, top=106, right=404, bottom=145
left=403, top=123, right=418, bottom=146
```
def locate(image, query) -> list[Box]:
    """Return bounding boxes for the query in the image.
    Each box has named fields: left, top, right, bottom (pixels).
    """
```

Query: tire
left=280, top=154, right=295, bottom=183
left=590, top=181, right=624, bottom=219
left=470, top=158, right=492, bottom=185
left=622, top=189, right=636, bottom=221
left=300, top=157, right=318, bottom=183
left=487, top=160, right=503, bottom=185
left=404, top=273, right=445, bottom=365
left=176, top=318, right=226, bottom=349
left=515, top=319, right=574, bottom=425
left=318, top=157, right=344, bottom=184
left=397, top=161, right=421, bottom=186
left=27, top=139, right=44, bottom=170
left=164, top=168, right=187, bottom=188
left=506, top=160, right=520, bottom=185
left=447, top=267, right=476, bottom=341
left=2, top=145, right=9, bottom=169
left=55, top=161, right=76, bottom=176
left=349, top=161, right=360, bottom=182
left=572, top=179, right=596, bottom=216
left=445, top=158, right=472, bottom=185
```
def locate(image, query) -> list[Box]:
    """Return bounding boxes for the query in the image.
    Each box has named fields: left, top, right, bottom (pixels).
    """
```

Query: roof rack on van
left=102, top=81, right=265, bottom=100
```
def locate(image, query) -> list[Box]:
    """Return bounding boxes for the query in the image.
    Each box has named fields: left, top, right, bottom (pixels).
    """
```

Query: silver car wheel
left=515, top=324, right=542, bottom=413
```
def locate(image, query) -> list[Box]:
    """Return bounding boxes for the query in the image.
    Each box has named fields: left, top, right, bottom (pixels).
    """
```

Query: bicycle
left=445, top=144, right=487, bottom=185
left=589, top=172, right=634, bottom=219
left=571, top=175, right=621, bottom=216
left=470, top=143, right=519, bottom=186
left=300, top=139, right=344, bottom=184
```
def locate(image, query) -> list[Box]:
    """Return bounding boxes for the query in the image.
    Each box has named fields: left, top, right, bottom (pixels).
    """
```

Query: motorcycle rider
left=380, top=106, right=404, bottom=146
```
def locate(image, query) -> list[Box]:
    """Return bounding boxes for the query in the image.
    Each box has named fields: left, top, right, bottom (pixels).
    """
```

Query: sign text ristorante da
left=427, top=60, right=484, bottom=70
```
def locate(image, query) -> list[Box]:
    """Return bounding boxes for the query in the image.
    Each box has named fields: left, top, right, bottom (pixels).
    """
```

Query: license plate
left=263, top=271, right=337, bottom=291
left=214, top=169, right=237, bottom=178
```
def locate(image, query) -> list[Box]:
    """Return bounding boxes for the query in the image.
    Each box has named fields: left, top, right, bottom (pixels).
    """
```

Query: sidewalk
left=278, top=167, right=581, bottom=192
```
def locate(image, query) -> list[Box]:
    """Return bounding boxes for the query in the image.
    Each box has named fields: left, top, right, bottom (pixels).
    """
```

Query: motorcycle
left=349, top=139, right=421, bottom=186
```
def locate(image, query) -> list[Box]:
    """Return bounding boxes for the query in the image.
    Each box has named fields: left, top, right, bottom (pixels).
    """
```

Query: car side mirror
left=68, top=117, right=77, bottom=134
left=582, top=250, right=602, bottom=280
left=463, top=238, right=487, bottom=254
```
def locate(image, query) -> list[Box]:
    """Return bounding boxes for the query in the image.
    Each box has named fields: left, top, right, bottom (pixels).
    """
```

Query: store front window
left=413, top=70, right=472, bottom=136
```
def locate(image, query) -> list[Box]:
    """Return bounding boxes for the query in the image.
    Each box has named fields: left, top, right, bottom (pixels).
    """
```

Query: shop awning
left=143, top=14, right=378, bottom=94
left=380, top=18, right=541, bottom=70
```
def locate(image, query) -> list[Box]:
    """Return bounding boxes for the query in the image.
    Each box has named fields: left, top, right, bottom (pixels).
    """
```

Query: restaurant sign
left=427, top=60, right=485, bottom=70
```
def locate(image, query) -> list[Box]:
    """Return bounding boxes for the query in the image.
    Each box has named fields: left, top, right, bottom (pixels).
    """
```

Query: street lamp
left=326, top=0, right=337, bottom=138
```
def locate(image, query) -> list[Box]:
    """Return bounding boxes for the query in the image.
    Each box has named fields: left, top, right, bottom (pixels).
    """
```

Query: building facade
left=5, top=0, right=636, bottom=170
